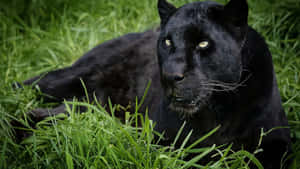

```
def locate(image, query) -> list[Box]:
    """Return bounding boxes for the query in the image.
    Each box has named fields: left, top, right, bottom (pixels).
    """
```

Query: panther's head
left=157, top=0, right=249, bottom=115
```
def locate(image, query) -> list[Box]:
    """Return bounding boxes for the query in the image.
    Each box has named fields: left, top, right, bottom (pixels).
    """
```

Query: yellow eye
left=198, top=41, right=209, bottom=48
left=165, top=39, right=171, bottom=47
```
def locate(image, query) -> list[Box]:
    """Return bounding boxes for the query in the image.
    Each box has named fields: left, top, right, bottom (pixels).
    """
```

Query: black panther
left=16, top=0, right=291, bottom=168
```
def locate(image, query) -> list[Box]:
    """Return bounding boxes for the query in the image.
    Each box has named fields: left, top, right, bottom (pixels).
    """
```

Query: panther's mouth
left=168, top=94, right=210, bottom=116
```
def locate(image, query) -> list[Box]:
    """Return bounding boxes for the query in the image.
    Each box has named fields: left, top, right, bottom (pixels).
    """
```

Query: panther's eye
left=198, top=41, right=209, bottom=49
left=165, top=39, right=172, bottom=47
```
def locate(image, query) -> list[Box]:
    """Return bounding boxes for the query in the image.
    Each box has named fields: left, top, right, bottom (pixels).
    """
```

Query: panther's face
left=157, top=0, right=248, bottom=115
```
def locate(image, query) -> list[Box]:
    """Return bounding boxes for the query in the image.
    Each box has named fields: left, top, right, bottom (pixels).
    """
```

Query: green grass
left=0, top=0, right=299, bottom=168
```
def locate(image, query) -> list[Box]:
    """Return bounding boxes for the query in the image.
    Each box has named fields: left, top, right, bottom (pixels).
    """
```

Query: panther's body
left=19, top=0, right=291, bottom=168
left=24, top=30, right=162, bottom=120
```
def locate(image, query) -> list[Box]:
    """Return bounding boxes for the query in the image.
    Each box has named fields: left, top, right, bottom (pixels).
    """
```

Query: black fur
left=17, top=0, right=291, bottom=168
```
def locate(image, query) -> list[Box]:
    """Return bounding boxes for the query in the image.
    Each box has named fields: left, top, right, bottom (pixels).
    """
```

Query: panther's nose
left=162, top=71, right=184, bottom=83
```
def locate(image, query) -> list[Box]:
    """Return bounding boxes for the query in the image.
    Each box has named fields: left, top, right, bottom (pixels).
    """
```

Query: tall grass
left=0, top=0, right=299, bottom=168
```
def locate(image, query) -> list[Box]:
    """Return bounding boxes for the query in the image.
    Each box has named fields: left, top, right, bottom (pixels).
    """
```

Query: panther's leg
left=23, top=66, right=89, bottom=102
left=14, top=102, right=89, bottom=141
left=13, top=104, right=67, bottom=141
left=258, top=138, right=292, bottom=169
left=28, top=104, right=68, bottom=122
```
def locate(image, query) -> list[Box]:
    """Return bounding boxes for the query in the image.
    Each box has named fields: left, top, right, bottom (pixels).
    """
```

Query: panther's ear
left=223, top=0, right=248, bottom=26
left=158, top=0, right=177, bottom=26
